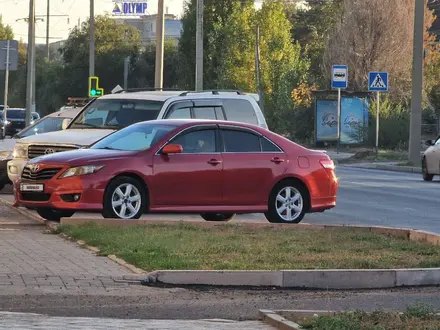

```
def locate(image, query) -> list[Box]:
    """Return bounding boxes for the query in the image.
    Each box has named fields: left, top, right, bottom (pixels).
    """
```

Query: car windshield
left=70, top=98, right=164, bottom=129
left=15, top=116, right=69, bottom=138
left=5, top=109, right=25, bottom=119
left=91, top=122, right=177, bottom=151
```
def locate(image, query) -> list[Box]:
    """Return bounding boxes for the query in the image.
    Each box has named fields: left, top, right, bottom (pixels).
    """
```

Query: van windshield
left=70, top=98, right=164, bottom=129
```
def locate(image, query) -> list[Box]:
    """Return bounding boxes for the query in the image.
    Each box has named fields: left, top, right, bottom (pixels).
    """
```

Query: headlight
left=12, top=144, right=27, bottom=159
left=59, top=165, right=105, bottom=179
left=0, top=150, right=12, bottom=160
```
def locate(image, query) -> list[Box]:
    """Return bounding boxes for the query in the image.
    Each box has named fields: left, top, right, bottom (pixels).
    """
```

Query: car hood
left=0, top=138, right=17, bottom=152
left=29, top=148, right=137, bottom=165
left=18, top=129, right=116, bottom=147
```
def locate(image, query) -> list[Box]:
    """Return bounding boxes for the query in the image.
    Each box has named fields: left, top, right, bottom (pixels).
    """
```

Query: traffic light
left=88, top=76, right=104, bottom=97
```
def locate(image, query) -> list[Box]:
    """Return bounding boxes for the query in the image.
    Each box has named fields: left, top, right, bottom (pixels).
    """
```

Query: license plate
left=20, top=183, right=44, bottom=192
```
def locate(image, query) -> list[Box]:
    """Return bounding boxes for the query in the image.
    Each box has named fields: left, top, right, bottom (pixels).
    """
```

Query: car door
left=426, top=137, right=440, bottom=174
left=219, top=125, right=287, bottom=206
left=151, top=124, right=224, bottom=206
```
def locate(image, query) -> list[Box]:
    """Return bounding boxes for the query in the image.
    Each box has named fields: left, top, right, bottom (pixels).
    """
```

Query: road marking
left=0, top=221, right=20, bottom=225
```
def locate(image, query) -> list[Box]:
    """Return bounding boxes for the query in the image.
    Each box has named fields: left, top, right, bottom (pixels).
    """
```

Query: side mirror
left=425, top=140, right=434, bottom=147
left=61, top=118, right=71, bottom=130
left=162, top=144, right=183, bottom=155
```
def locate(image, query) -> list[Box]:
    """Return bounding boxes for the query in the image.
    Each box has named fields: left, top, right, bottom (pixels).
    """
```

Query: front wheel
left=36, top=208, right=75, bottom=222
left=200, top=213, right=235, bottom=222
left=102, top=176, right=147, bottom=219
left=422, top=157, right=434, bottom=182
left=265, top=181, right=308, bottom=224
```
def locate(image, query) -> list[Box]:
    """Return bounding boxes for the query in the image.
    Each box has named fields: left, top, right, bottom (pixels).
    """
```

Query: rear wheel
left=422, top=157, right=434, bottom=182
left=200, top=213, right=235, bottom=222
left=36, top=208, right=75, bottom=222
left=102, top=176, right=147, bottom=219
left=265, top=180, right=307, bottom=224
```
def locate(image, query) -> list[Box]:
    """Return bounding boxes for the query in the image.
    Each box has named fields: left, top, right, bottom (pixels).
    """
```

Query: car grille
left=21, top=167, right=62, bottom=181
left=21, top=192, right=50, bottom=202
left=28, top=145, right=79, bottom=159
left=0, top=168, right=6, bottom=179
left=9, top=121, right=25, bottom=130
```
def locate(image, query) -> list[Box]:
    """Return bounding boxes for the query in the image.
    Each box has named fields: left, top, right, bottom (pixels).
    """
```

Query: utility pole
left=254, top=25, right=264, bottom=113
left=2, top=41, right=10, bottom=139
left=46, top=0, right=50, bottom=60
left=25, top=0, right=35, bottom=127
left=195, top=0, right=203, bottom=91
left=89, top=0, right=95, bottom=77
left=32, top=26, right=36, bottom=116
left=408, top=0, right=424, bottom=165
left=124, top=57, right=129, bottom=90
left=154, top=0, right=165, bottom=89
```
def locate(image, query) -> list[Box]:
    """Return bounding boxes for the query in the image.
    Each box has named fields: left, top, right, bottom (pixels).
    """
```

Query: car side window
left=222, top=129, right=261, bottom=152
left=193, top=107, right=217, bottom=120
left=435, top=138, right=440, bottom=146
left=222, top=99, right=258, bottom=125
left=167, top=107, right=191, bottom=119
left=261, top=137, right=282, bottom=152
left=170, top=129, right=216, bottom=154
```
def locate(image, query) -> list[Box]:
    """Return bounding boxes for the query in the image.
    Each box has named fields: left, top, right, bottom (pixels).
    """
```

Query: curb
left=259, top=310, right=338, bottom=330
left=340, top=163, right=422, bottom=173
left=59, top=233, right=146, bottom=275
left=143, top=268, right=440, bottom=289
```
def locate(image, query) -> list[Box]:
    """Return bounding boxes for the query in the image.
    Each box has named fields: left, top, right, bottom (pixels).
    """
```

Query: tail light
left=320, top=159, right=335, bottom=170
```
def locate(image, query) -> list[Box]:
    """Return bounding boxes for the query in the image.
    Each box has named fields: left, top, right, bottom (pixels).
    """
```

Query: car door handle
left=270, top=157, right=285, bottom=164
left=207, top=159, right=222, bottom=166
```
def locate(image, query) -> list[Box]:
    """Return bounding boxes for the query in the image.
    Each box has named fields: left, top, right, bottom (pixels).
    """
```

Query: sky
left=0, top=0, right=186, bottom=43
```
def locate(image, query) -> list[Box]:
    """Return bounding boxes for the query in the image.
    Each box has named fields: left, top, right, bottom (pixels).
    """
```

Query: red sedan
left=14, top=119, right=338, bottom=222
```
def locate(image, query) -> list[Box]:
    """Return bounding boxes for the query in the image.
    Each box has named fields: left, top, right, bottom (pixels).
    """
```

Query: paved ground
left=2, top=165, right=439, bottom=232
left=0, top=312, right=272, bottom=329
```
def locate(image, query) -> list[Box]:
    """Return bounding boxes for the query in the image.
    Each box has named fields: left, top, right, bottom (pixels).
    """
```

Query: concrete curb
left=340, top=163, right=422, bottom=173
left=259, top=310, right=338, bottom=330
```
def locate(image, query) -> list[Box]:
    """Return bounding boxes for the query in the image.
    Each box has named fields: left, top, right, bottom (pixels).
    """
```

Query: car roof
left=99, top=90, right=259, bottom=102
left=139, top=118, right=266, bottom=131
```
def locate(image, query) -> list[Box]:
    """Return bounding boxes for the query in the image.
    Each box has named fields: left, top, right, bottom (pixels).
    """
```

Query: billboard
left=316, top=97, right=369, bottom=144
left=112, top=1, right=148, bottom=16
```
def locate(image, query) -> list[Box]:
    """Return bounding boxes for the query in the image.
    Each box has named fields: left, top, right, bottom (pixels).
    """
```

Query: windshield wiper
left=97, top=146, right=122, bottom=151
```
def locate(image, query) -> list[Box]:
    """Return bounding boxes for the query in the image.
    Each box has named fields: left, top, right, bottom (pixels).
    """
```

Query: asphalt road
left=1, top=166, right=439, bottom=232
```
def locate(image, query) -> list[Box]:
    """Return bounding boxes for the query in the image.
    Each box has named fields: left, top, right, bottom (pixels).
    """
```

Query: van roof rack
left=113, top=87, right=182, bottom=94
left=179, top=90, right=245, bottom=96
left=65, top=97, right=90, bottom=107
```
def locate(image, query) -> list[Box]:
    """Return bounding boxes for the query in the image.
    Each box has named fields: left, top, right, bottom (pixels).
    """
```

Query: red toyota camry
left=14, top=119, right=338, bottom=222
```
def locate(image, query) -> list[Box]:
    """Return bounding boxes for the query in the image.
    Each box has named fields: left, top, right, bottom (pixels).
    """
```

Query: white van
left=8, top=90, right=268, bottom=182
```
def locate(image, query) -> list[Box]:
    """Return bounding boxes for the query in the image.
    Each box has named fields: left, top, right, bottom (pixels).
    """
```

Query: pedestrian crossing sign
left=368, top=72, right=388, bottom=92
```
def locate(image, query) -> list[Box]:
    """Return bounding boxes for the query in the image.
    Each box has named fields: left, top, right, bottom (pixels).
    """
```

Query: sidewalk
left=0, top=203, right=134, bottom=294
left=0, top=312, right=273, bottom=330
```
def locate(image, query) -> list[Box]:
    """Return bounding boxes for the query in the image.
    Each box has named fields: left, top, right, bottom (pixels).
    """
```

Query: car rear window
left=6, top=110, right=25, bottom=119
left=222, top=99, right=258, bottom=125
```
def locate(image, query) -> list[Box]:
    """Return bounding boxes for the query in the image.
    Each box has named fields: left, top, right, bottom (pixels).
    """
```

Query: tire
left=36, top=208, right=75, bottom=222
left=264, top=180, right=308, bottom=224
left=422, top=157, right=434, bottom=182
left=200, top=212, right=235, bottom=222
left=102, top=176, right=147, bottom=219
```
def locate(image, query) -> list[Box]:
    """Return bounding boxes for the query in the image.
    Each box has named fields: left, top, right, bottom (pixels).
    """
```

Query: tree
left=130, top=40, right=179, bottom=88
left=216, top=2, right=256, bottom=91
left=257, top=1, right=310, bottom=132
left=178, top=0, right=253, bottom=89
left=0, top=15, right=13, bottom=40
left=289, top=0, right=343, bottom=85
left=60, top=15, right=141, bottom=99
left=322, top=0, right=435, bottom=100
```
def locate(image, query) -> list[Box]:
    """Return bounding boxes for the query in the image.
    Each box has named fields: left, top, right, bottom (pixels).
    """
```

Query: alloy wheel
left=275, top=186, right=304, bottom=222
left=111, top=183, right=142, bottom=219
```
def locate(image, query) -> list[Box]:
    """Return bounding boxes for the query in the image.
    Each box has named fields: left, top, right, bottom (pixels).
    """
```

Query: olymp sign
left=112, top=1, right=148, bottom=16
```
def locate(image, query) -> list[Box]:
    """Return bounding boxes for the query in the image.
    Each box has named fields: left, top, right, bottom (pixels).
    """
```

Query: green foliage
left=61, top=15, right=141, bottom=99
left=0, top=15, right=13, bottom=40
left=257, top=1, right=310, bottom=133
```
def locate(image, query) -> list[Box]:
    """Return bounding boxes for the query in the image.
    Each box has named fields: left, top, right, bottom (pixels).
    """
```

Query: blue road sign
left=368, top=72, right=388, bottom=92
left=332, top=65, right=348, bottom=89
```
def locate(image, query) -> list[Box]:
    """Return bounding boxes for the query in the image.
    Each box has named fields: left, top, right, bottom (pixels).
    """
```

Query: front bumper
left=7, top=158, right=27, bottom=183
left=15, top=174, right=105, bottom=211
left=0, top=159, right=11, bottom=186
